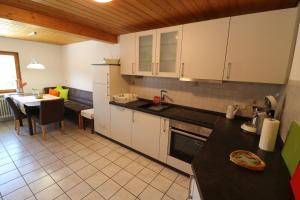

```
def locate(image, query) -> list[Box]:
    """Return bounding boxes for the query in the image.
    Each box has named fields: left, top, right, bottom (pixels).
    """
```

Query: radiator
left=0, top=96, right=14, bottom=121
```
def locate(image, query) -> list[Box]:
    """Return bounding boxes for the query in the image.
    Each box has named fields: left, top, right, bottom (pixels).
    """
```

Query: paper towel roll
left=259, top=118, right=280, bottom=152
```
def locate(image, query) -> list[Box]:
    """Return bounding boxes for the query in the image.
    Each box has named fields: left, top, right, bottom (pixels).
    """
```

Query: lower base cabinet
left=110, top=105, right=132, bottom=147
left=131, top=111, right=161, bottom=159
left=188, top=176, right=202, bottom=200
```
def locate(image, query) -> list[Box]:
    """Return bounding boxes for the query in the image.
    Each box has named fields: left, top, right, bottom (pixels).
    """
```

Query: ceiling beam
left=0, top=4, right=118, bottom=43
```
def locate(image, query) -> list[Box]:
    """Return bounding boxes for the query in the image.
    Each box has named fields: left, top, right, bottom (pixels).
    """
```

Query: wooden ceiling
left=0, top=0, right=299, bottom=43
left=0, top=18, right=88, bottom=45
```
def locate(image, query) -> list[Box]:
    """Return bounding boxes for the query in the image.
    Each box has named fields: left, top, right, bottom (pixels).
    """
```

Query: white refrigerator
left=92, top=64, right=129, bottom=137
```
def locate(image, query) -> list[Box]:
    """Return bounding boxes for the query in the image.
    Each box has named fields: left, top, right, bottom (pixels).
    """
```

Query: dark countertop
left=110, top=99, right=223, bottom=128
left=110, top=99, right=292, bottom=200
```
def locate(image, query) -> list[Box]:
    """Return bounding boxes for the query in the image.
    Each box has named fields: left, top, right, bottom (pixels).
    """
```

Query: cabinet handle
left=106, top=73, right=109, bottom=84
left=132, top=63, right=135, bottom=74
left=156, top=63, right=159, bottom=75
left=226, top=62, right=232, bottom=79
left=132, top=111, right=135, bottom=123
left=151, top=63, right=154, bottom=75
left=187, top=175, right=194, bottom=200
left=181, top=63, right=185, bottom=77
left=163, top=119, right=166, bottom=132
left=106, top=85, right=110, bottom=97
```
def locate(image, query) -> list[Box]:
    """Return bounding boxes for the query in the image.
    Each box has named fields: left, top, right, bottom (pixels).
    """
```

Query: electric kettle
left=226, top=105, right=239, bottom=119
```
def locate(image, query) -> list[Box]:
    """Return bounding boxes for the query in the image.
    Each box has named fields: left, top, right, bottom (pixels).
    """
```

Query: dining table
left=10, top=94, right=60, bottom=135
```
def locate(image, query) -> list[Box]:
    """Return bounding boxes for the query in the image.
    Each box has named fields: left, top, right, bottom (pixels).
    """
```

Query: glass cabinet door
left=136, top=30, right=156, bottom=75
left=156, top=26, right=182, bottom=77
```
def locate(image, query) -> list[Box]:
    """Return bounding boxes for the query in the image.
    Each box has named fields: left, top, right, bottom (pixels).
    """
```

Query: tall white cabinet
left=93, top=65, right=129, bottom=137
left=224, top=8, right=297, bottom=84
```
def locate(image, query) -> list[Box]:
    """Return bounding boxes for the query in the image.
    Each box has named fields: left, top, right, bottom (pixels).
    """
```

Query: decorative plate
left=230, top=150, right=266, bottom=171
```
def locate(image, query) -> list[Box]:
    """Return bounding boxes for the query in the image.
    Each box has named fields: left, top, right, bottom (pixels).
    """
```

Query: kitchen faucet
left=160, top=90, right=168, bottom=103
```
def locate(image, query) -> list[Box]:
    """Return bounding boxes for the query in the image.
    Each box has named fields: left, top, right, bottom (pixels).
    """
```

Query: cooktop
left=167, top=107, right=220, bottom=128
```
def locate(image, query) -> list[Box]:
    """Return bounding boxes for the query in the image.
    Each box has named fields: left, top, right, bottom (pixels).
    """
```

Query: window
left=0, top=51, right=21, bottom=93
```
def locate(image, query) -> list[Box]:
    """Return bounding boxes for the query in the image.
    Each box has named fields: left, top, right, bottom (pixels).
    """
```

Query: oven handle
left=170, top=128, right=207, bottom=142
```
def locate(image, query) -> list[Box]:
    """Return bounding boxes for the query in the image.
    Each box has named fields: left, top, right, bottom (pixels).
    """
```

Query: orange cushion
left=49, top=88, right=60, bottom=97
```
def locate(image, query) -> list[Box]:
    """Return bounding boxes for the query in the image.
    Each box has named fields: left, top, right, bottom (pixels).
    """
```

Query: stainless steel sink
left=140, top=103, right=170, bottom=111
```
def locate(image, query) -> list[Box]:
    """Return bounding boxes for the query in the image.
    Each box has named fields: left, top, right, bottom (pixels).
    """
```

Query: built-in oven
left=167, top=120, right=213, bottom=173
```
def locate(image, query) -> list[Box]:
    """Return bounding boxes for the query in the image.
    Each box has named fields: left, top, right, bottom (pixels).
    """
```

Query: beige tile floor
left=0, top=120, right=189, bottom=200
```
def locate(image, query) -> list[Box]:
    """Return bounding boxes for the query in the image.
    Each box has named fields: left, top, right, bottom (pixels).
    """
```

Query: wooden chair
left=32, top=99, right=64, bottom=140
left=5, top=97, right=27, bottom=135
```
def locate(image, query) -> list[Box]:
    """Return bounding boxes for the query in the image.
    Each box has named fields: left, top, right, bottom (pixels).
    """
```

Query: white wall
left=62, top=40, right=119, bottom=91
left=0, top=37, right=64, bottom=92
left=280, top=22, right=300, bottom=141
left=289, top=23, right=300, bottom=81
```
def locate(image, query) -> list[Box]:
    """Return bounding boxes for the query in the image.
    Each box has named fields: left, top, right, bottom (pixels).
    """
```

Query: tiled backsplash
left=129, top=77, right=283, bottom=117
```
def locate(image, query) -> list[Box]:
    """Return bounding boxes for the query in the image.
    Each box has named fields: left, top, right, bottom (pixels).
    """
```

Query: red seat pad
left=291, top=163, right=300, bottom=200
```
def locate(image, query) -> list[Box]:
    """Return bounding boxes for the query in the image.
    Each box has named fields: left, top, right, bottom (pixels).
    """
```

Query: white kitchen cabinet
left=135, top=30, right=156, bottom=76
left=134, top=26, right=182, bottom=77
left=93, top=65, right=129, bottom=138
left=155, top=26, right=182, bottom=77
left=188, top=176, right=202, bottom=200
left=110, top=105, right=132, bottom=146
left=181, top=18, right=230, bottom=81
left=159, top=118, right=169, bottom=163
left=132, top=111, right=161, bottom=159
left=224, top=8, right=297, bottom=84
left=120, top=33, right=135, bottom=75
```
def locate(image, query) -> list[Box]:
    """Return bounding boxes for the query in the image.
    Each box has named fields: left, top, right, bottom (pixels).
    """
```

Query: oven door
left=169, top=128, right=207, bottom=164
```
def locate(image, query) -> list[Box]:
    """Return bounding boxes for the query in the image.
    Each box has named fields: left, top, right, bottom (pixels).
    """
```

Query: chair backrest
left=40, top=99, right=64, bottom=125
left=5, top=97, right=23, bottom=120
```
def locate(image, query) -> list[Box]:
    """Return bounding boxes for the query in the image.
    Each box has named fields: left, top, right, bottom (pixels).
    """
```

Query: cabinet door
left=93, top=83, right=110, bottom=137
left=190, top=177, right=202, bottom=200
left=132, top=111, right=161, bottom=159
left=225, top=8, right=297, bottom=84
left=156, top=26, right=182, bottom=77
left=120, top=33, right=135, bottom=75
left=181, top=18, right=229, bottom=81
left=110, top=105, right=132, bottom=146
left=159, top=118, right=169, bottom=163
left=135, top=30, right=156, bottom=76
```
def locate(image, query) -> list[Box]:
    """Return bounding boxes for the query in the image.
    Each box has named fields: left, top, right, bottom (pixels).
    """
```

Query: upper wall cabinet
left=120, top=33, right=135, bottom=75
left=134, top=26, right=182, bottom=77
left=135, top=30, right=156, bottom=76
left=155, top=26, right=182, bottom=77
left=181, top=18, right=230, bottom=80
left=224, top=8, right=298, bottom=84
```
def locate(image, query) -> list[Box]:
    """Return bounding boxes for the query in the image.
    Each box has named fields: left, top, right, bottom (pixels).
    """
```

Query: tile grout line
left=1, top=121, right=188, bottom=200
left=0, top=135, right=38, bottom=199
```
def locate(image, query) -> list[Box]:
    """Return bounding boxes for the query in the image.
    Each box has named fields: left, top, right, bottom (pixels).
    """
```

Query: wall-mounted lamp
left=26, top=59, right=45, bottom=69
